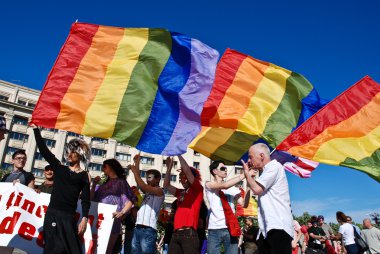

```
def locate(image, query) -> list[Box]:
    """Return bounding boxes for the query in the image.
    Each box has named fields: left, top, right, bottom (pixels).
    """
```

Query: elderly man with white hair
left=241, top=143, right=293, bottom=254
left=361, top=218, right=380, bottom=254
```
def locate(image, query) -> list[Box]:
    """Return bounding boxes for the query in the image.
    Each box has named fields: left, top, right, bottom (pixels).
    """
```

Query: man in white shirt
left=241, top=143, right=293, bottom=254
left=205, top=160, right=246, bottom=254
left=361, top=218, right=380, bottom=254
left=130, top=154, right=164, bottom=254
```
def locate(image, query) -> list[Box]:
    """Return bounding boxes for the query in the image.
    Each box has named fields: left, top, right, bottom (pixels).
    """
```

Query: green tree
left=294, top=212, right=312, bottom=225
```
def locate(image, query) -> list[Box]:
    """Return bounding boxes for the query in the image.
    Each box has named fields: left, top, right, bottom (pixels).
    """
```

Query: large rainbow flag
left=190, top=49, right=326, bottom=177
left=277, top=76, right=380, bottom=182
left=201, top=49, right=327, bottom=148
left=32, top=22, right=219, bottom=155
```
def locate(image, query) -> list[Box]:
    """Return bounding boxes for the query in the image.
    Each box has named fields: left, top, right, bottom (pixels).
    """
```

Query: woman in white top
left=335, top=211, right=358, bottom=254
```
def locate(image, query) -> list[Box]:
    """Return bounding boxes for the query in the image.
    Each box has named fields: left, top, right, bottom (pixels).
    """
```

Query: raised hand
left=133, top=153, right=140, bottom=165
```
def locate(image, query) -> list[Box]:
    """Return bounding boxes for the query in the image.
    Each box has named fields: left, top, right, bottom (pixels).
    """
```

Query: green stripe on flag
left=113, top=29, right=172, bottom=145
left=262, top=72, right=314, bottom=147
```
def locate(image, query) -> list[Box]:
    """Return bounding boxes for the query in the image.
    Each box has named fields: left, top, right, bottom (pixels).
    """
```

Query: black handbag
left=352, top=225, right=369, bottom=253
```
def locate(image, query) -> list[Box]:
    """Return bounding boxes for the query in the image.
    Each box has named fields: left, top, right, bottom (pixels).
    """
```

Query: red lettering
left=35, top=205, right=48, bottom=218
left=6, top=192, right=15, bottom=210
left=0, top=211, right=21, bottom=234
left=36, top=230, right=44, bottom=247
left=18, top=222, right=36, bottom=241
left=96, top=213, right=104, bottom=229
left=21, top=199, right=36, bottom=214
left=88, top=215, right=94, bottom=227
left=86, top=237, right=97, bottom=254
left=14, top=192, right=24, bottom=207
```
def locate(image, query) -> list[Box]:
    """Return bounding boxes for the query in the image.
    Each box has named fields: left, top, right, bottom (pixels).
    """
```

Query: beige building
left=0, top=80, right=245, bottom=206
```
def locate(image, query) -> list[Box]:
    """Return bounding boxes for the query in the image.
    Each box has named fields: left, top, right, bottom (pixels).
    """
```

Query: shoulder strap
left=219, top=190, right=241, bottom=237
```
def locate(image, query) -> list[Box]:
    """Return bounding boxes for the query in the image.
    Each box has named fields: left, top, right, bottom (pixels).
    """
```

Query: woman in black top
left=32, top=124, right=91, bottom=254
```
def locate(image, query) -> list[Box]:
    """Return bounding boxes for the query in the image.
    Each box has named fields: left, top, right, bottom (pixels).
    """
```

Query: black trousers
left=43, top=208, right=83, bottom=254
left=258, top=229, right=292, bottom=254
left=168, top=228, right=199, bottom=254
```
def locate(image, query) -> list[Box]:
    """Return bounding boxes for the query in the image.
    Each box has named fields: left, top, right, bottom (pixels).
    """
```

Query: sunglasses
left=14, top=157, right=27, bottom=161
left=219, top=166, right=227, bottom=172
left=45, top=168, right=53, bottom=172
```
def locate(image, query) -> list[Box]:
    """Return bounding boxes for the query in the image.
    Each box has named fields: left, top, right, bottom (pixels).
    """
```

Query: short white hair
left=250, top=143, right=271, bottom=157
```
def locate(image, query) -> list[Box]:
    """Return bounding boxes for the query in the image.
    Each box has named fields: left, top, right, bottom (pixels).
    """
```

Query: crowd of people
left=1, top=116, right=379, bottom=254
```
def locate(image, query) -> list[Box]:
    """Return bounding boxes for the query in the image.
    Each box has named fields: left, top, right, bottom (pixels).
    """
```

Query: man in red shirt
left=163, top=155, right=203, bottom=254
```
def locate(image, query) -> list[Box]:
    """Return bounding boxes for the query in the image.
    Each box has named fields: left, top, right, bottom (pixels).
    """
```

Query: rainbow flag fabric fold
left=189, top=127, right=318, bottom=178
left=201, top=49, right=327, bottom=148
left=277, top=76, right=380, bottom=182
left=32, top=22, right=219, bottom=155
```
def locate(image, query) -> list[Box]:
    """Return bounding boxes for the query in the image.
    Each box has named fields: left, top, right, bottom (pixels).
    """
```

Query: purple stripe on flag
left=162, top=39, right=219, bottom=155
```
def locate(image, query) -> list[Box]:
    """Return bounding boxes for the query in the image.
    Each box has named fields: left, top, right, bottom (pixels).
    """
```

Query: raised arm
left=177, top=155, right=194, bottom=184
left=163, top=157, right=177, bottom=195
left=205, top=173, right=245, bottom=191
left=130, top=154, right=163, bottom=197
left=241, top=160, right=264, bottom=195
left=31, top=125, right=60, bottom=168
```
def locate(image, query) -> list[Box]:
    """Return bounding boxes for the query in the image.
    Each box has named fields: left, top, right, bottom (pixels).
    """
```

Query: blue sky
left=1, top=0, right=379, bottom=224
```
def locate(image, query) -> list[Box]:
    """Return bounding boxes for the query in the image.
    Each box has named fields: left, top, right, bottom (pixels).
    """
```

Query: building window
left=194, top=151, right=200, bottom=156
left=42, top=127, right=57, bottom=133
left=34, top=152, right=45, bottom=161
left=17, top=99, right=27, bottom=106
left=1, top=163, right=13, bottom=171
left=68, top=131, right=81, bottom=137
left=140, top=170, right=146, bottom=178
left=44, top=139, right=56, bottom=148
left=235, top=167, right=242, bottom=174
left=0, top=94, right=9, bottom=101
left=116, top=152, right=131, bottom=162
left=13, top=116, right=28, bottom=125
left=32, top=168, right=44, bottom=177
left=9, top=131, right=29, bottom=142
left=5, top=147, right=18, bottom=155
left=141, top=156, right=154, bottom=165
left=163, top=159, right=178, bottom=169
left=28, top=102, right=36, bottom=108
left=91, top=148, right=106, bottom=157
left=162, top=174, right=177, bottom=182
left=193, top=162, right=200, bottom=169
left=88, top=163, right=103, bottom=171
left=92, top=137, right=107, bottom=143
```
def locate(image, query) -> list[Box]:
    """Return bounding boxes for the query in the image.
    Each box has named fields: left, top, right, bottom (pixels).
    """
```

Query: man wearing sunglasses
left=205, top=160, right=246, bottom=254
left=163, top=155, right=203, bottom=254
left=241, top=143, right=293, bottom=254
left=1, top=149, right=35, bottom=189
left=130, top=154, right=164, bottom=254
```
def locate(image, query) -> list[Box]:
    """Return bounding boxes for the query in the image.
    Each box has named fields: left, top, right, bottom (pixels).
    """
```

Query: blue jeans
left=207, top=228, right=238, bottom=254
left=345, top=244, right=359, bottom=254
left=131, top=226, right=157, bottom=254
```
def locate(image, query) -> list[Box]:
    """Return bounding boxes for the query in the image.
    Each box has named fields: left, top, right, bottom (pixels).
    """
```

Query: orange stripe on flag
left=56, top=26, right=125, bottom=133
left=288, top=91, right=380, bottom=159
left=208, top=57, right=269, bottom=129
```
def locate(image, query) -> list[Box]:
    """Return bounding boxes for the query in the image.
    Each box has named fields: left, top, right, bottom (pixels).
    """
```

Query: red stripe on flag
left=32, top=23, right=99, bottom=128
left=201, top=49, right=246, bottom=126
left=277, top=76, right=380, bottom=151
left=294, top=159, right=316, bottom=171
